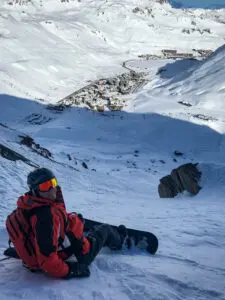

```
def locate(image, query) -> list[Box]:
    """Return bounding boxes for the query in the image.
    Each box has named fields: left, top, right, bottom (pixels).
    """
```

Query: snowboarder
left=5, top=168, right=127, bottom=279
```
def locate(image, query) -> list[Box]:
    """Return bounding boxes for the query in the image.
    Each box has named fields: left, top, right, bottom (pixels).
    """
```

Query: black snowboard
left=84, top=218, right=158, bottom=255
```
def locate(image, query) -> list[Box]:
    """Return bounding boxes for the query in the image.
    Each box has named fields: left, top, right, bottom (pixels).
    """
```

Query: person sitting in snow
left=5, top=168, right=127, bottom=279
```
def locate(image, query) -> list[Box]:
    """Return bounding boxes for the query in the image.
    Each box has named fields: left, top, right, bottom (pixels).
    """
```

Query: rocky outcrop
left=19, top=135, right=52, bottom=159
left=25, top=113, right=52, bottom=125
left=158, top=163, right=202, bottom=198
left=0, top=144, right=38, bottom=167
left=156, top=0, right=168, bottom=4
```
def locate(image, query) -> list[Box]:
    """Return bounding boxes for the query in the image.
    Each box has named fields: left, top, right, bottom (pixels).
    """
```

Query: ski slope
left=1, top=0, right=225, bottom=300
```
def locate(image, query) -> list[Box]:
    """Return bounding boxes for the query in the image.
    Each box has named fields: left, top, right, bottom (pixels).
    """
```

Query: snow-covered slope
left=1, top=92, right=225, bottom=300
left=1, top=1, right=225, bottom=300
left=0, top=0, right=225, bottom=101
left=170, top=44, right=225, bottom=107
left=138, top=43, right=225, bottom=134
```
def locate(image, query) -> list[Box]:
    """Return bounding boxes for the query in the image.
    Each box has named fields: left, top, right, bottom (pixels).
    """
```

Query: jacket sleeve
left=31, top=206, right=69, bottom=278
left=67, top=213, right=90, bottom=255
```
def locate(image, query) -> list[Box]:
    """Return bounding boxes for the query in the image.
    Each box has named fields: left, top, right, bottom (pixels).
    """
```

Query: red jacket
left=14, top=187, right=90, bottom=278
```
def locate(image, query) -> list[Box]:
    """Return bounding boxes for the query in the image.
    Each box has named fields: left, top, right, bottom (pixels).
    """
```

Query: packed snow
left=0, top=0, right=225, bottom=299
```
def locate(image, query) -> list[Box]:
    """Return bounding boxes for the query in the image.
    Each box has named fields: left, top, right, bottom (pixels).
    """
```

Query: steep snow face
left=173, top=44, right=225, bottom=105
left=0, top=0, right=225, bottom=101
left=146, top=44, right=225, bottom=123
left=130, top=42, right=225, bottom=136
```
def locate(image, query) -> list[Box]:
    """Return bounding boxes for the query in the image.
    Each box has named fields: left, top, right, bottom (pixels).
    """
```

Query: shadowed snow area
left=1, top=0, right=225, bottom=299
left=0, top=93, right=225, bottom=300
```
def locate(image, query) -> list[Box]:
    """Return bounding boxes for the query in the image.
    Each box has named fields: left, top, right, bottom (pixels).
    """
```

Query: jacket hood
left=17, top=186, right=66, bottom=210
left=17, top=193, right=53, bottom=210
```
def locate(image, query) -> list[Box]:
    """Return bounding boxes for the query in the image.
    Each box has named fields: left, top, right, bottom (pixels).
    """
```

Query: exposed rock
left=158, top=175, right=178, bottom=198
left=7, top=0, right=31, bottom=5
left=132, top=6, right=154, bottom=17
left=19, top=135, right=34, bottom=147
left=170, top=169, right=184, bottom=193
left=25, top=113, right=52, bottom=125
left=19, top=135, right=52, bottom=159
left=183, top=27, right=212, bottom=35
left=156, top=0, right=168, bottom=3
left=46, top=104, right=69, bottom=113
left=174, top=150, right=183, bottom=156
left=0, top=144, right=38, bottom=167
left=178, top=101, right=192, bottom=107
left=192, top=114, right=217, bottom=121
left=175, top=163, right=201, bottom=195
left=82, top=162, right=88, bottom=169
left=158, top=163, right=202, bottom=198
left=0, top=123, right=8, bottom=128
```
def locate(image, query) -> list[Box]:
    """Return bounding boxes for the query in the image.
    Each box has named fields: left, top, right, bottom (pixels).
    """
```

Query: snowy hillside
left=1, top=0, right=225, bottom=299
left=1, top=92, right=225, bottom=299
left=0, top=0, right=225, bottom=102
left=167, top=44, right=225, bottom=111
left=139, top=43, right=225, bottom=134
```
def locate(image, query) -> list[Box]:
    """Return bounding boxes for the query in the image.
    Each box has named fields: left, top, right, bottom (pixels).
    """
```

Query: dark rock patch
left=192, top=114, right=217, bottom=122
left=158, top=163, right=201, bottom=198
left=174, top=150, right=184, bottom=156
left=25, top=113, right=52, bottom=125
left=82, top=162, right=88, bottom=169
left=19, top=135, right=52, bottom=159
left=178, top=101, right=192, bottom=107
left=0, top=144, right=39, bottom=168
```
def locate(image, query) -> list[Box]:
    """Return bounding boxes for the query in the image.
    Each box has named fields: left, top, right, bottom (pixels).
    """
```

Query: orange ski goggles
left=38, top=178, right=58, bottom=192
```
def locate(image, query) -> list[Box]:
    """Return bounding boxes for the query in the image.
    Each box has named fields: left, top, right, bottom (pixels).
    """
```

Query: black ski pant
left=78, top=224, right=122, bottom=266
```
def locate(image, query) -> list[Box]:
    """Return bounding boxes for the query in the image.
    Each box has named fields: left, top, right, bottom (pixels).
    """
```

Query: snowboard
left=84, top=218, right=158, bottom=255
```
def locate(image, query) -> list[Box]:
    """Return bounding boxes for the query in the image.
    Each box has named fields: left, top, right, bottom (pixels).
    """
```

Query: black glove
left=77, top=213, right=84, bottom=223
left=64, top=262, right=90, bottom=279
left=4, top=247, right=20, bottom=259
left=71, top=212, right=85, bottom=223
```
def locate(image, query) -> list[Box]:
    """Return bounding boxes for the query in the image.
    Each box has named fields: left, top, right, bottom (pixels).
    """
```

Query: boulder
left=175, top=163, right=201, bottom=195
left=158, top=175, right=178, bottom=198
left=158, top=163, right=201, bottom=198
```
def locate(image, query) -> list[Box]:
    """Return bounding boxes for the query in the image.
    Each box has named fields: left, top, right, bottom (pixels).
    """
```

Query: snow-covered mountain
left=1, top=1, right=225, bottom=299
left=0, top=0, right=225, bottom=101
left=141, top=43, right=225, bottom=133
